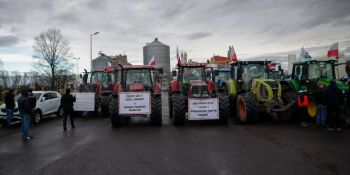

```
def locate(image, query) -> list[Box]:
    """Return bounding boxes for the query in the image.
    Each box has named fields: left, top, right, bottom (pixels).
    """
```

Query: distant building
left=143, top=38, right=170, bottom=75
left=181, top=52, right=188, bottom=63
left=288, top=54, right=296, bottom=75
left=92, top=53, right=128, bottom=71
left=210, top=56, right=230, bottom=66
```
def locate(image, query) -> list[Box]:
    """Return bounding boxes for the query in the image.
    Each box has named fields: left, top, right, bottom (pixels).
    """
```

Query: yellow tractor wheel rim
left=307, top=101, right=317, bottom=118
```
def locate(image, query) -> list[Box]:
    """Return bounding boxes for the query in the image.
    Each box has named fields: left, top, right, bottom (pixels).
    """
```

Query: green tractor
left=223, top=61, right=296, bottom=123
left=287, top=59, right=349, bottom=118
left=168, top=62, right=230, bottom=125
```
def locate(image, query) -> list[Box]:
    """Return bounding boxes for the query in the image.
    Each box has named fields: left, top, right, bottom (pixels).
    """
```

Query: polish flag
left=177, top=46, right=182, bottom=65
left=327, top=42, right=339, bottom=58
left=230, top=46, right=238, bottom=62
left=148, top=56, right=156, bottom=65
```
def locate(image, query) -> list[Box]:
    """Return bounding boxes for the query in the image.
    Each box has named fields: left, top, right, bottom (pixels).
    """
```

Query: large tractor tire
left=151, top=95, right=162, bottom=126
left=280, top=92, right=297, bottom=121
left=168, top=93, right=173, bottom=119
left=218, top=93, right=230, bottom=124
left=109, top=96, right=121, bottom=127
left=236, top=93, right=257, bottom=123
left=172, top=94, right=186, bottom=126
left=100, top=96, right=110, bottom=118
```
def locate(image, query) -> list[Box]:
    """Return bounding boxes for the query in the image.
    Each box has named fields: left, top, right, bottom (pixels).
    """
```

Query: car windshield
left=15, top=93, right=42, bottom=101
left=182, top=67, right=205, bottom=83
left=308, top=62, right=334, bottom=79
left=125, top=69, right=153, bottom=88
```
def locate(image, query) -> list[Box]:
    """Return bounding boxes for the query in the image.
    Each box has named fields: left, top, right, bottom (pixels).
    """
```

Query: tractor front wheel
left=236, top=93, right=257, bottom=123
left=151, top=95, right=162, bottom=126
left=109, top=96, right=121, bottom=127
left=172, top=94, right=186, bottom=126
left=218, top=93, right=230, bottom=124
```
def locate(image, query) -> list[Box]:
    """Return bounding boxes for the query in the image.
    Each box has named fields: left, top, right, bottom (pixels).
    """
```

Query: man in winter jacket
left=5, top=89, right=15, bottom=126
left=18, top=89, right=33, bottom=140
left=60, top=88, right=76, bottom=131
left=324, top=80, right=344, bottom=132
left=314, top=83, right=327, bottom=127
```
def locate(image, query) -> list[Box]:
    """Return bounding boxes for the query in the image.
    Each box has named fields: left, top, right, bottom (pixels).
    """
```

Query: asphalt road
left=0, top=92, right=349, bottom=175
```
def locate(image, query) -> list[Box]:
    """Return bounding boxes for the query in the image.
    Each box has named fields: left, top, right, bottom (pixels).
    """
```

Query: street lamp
left=90, top=32, right=100, bottom=72
left=73, top=57, right=80, bottom=81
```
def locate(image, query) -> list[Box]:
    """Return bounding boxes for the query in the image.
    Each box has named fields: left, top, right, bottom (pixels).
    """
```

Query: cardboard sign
left=119, top=92, right=151, bottom=115
left=71, top=93, right=95, bottom=111
left=188, top=98, right=219, bottom=120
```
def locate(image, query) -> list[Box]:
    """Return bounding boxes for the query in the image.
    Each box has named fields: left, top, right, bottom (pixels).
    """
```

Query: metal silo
left=143, top=38, right=170, bottom=75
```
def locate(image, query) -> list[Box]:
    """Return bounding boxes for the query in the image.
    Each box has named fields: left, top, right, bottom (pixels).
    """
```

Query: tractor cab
left=118, top=65, right=159, bottom=93
left=267, top=63, right=285, bottom=80
left=90, top=70, right=116, bottom=90
left=230, top=61, right=270, bottom=92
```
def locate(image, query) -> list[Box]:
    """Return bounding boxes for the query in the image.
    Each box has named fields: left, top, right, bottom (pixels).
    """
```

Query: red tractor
left=109, top=65, right=162, bottom=127
left=79, top=66, right=116, bottom=117
left=168, top=62, right=230, bottom=125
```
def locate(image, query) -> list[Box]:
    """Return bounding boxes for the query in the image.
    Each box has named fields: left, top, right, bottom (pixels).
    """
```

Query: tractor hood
left=318, top=78, right=349, bottom=92
left=128, top=83, right=145, bottom=91
left=189, top=80, right=209, bottom=97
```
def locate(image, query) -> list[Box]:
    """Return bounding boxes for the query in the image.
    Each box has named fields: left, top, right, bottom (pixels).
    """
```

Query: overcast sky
left=0, top=0, right=350, bottom=73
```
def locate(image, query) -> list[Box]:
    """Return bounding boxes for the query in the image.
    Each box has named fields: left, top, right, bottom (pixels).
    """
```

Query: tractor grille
left=192, top=85, right=209, bottom=98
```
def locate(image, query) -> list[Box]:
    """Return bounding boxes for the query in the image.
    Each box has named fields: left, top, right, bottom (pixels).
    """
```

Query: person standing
left=27, top=89, right=37, bottom=125
left=61, top=88, right=76, bottom=131
left=18, top=89, right=33, bottom=140
left=5, top=89, right=15, bottom=127
left=297, top=90, right=309, bottom=127
left=314, top=83, right=327, bottom=127
left=325, top=80, right=344, bottom=132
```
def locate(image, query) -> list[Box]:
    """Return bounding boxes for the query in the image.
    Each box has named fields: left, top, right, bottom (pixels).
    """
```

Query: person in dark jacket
left=5, top=89, right=16, bottom=126
left=314, top=83, right=327, bottom=127
left=324, top=80, right=344, bottom=132
left=18, top=89, right=33, bottom=140
left=61, top=88, right=76, bottom=130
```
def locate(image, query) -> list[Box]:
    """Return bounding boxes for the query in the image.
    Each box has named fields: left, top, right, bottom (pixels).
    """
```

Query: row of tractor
left=77, top=58, right=349, bottom=127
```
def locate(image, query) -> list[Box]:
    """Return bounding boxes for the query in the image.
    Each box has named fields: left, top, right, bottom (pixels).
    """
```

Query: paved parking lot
left=0, top=92, right=349, bottom=175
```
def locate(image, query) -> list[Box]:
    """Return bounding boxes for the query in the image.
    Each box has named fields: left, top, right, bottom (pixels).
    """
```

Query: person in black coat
left=60, top=88, right=76, bottom=130
left=324, top=80, right=344, bottom=132
left=4, top=89, right=15, bottom=126
left=18, top=89, right=33, bottom=140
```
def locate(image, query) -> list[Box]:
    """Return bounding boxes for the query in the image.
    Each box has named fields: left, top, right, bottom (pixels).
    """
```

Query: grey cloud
left=0, top=36, right=19, bottom=47
left=186, top=32, right=212, bottom=40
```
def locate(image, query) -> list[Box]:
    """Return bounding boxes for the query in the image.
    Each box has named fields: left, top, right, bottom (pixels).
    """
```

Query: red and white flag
left=230, top=46, right=238, bottom=62
left=177, top=46, right=182, bottom=65
left=327, top=42, right=339, bottom=58
left=148, top=56, right=156, bottom=65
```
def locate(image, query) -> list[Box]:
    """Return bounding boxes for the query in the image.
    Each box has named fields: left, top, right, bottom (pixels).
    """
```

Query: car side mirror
left=41, top=97, right=46, bottom=102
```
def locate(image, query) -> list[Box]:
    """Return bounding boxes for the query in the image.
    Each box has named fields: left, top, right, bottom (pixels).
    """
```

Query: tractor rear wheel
left=280, top=92, right=297, bottom=121
left=151, top=95, right=162, bottom=126
left=218, top=93, right=230, bottom=124
left=236, top=93, right=257, bottom=123
left=172, top=94, right=186, bottom=126
left=109, top=96, right=121, bottom=127
left=100, top=96, right=110, bottom=118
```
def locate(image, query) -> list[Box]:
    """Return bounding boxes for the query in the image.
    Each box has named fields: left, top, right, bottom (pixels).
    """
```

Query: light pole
left=73, top=57, right=80, bottom=81
left=90, top=32, right=100, bottom=72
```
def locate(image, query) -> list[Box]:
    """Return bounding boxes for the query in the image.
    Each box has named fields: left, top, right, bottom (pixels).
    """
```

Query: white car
left=0, top=91, right=63, bottom=125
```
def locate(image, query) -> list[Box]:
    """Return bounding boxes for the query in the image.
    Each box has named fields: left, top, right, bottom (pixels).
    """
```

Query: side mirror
left=41, top=97, right=46, bottom=102
left=172, top=70, right=177, bottom=77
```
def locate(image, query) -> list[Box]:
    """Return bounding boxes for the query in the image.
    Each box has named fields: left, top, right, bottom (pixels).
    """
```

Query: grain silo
left=143, top=38, right=170, bottom=75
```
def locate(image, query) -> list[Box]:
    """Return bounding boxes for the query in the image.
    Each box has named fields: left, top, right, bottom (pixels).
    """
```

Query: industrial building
left=143, top=38, right=170, bottom=76
left=92, top=53, right=128, bottom=71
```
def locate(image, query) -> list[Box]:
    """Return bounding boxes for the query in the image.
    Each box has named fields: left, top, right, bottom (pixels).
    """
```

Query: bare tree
left=33, top=28, right=71, bottom=90
left=11, top=71, right=22, bottom=88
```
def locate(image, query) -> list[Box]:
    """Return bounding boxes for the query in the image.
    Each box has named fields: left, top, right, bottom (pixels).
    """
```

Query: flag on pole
left=300, top=47, right=312, bottom=60
left=327, top=42, right=339, bottom=59
left=177, top=46, right=182, bottom=65
left=148, top=56, right=156, bottom=65
left=230, top=46, right=238, bottom=62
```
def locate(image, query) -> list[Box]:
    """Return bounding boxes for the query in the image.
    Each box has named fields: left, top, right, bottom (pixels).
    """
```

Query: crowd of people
left=3, top=88, right=76, bottom=141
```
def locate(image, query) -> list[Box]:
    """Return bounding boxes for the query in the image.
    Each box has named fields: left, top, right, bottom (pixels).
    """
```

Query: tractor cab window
left=241, top=64, right=267, bottom=81
left=125, top=69, right=152, bottom=89
left=91, top=72, right=115, bottom=88
left=293, top=65, right=304, bottom=80
left=182, top=67, right=205, bottom=83
left=217, top=71, right=230, bottom=81
left=308, top=62, right=334, bottom=80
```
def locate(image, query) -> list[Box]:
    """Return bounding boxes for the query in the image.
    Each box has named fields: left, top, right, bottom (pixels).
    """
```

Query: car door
left=38, top=93, right=51, bottom=116
left=46, top=92, right=59, bottom=114
left=51, top=92, right=61, bottom=112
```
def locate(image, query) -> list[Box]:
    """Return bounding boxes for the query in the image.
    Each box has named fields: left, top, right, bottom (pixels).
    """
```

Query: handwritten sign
left=188, top=98, right=219, bottom=120
left=71, top=93, right=95, bottom=111
left=119, top=92, right=151, bottom=115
